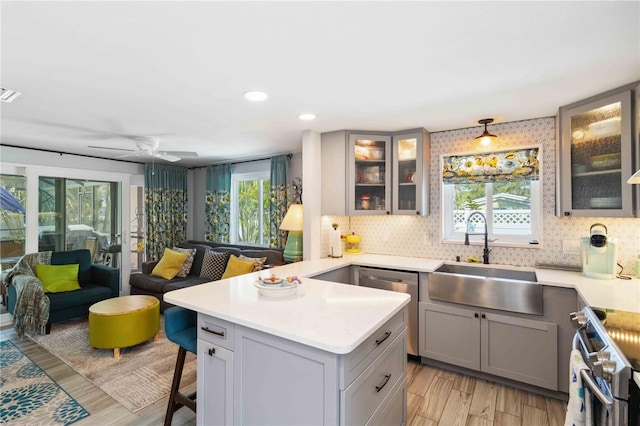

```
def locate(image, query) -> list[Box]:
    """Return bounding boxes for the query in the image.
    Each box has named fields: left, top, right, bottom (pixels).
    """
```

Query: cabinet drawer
left=341, top=330, right=407, bottom=426
left=367, top=375, right=407, bottom=426
left=198, top=314, right=235, bottom=350
left=341, top=309, right=406, bottom=388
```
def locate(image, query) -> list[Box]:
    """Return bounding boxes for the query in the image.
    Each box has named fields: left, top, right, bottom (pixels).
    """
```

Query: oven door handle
left=580, top=369, right=613, bottom=409
left=572, top=333, right=613, bottom=409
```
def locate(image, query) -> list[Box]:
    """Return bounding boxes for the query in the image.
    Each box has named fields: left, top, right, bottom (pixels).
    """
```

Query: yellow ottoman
left=89, top=295, right=160, bottom=358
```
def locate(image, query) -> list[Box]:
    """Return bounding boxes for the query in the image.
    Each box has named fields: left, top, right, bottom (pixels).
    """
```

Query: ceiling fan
left=89, top=137, right=198, bottom=163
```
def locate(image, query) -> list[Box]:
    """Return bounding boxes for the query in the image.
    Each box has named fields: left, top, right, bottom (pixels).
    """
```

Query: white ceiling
left=1, top=1, right=639, bottom=167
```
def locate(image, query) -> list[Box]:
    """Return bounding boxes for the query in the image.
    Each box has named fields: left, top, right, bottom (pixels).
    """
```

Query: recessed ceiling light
left=298, top=113, right=316, bottom=121
left=243, top=91, right=268, bottom=102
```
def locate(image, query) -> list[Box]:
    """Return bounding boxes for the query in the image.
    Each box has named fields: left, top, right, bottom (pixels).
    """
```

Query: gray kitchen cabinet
left=321, top=129, right=430, bottom=216
left=557, top=82, right=639, bottom=217
left=392, top=129, right=430, bottom=215
left=197, top=309, right=408, bottom=425
left=197, top=315, right=236, bottom=425
left=419, top=302, right=558, bottom=390
left=197, top=339, right=234, bottom=426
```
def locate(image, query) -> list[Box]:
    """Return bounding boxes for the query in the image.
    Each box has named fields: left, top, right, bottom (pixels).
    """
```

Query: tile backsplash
left=321, top=117, right=640, bottom=274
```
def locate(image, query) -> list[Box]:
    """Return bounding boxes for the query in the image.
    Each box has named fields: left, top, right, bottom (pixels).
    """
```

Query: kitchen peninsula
left=165, top=254, right=640, bottom=424
left=164, top=257, right=414, bottom=426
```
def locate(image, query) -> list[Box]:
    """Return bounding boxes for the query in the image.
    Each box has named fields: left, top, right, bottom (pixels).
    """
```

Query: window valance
left=442, top=147, right=539, bottom=184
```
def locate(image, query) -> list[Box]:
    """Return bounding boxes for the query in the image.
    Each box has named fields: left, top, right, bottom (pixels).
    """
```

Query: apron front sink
left=429, top=263, right=542, bottom=315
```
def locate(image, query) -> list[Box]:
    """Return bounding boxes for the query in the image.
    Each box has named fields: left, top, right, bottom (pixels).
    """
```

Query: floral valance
left=442, top=147, right=539, bottom=184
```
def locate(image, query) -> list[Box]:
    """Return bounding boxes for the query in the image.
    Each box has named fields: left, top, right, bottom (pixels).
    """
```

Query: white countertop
left=535, top=268, right=640, bottom=313
left=165, top=253, right=640, bottom=355
left=164, top=254, right=418, bottom=355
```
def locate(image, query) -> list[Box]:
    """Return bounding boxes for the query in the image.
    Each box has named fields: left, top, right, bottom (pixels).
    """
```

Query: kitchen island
left=164, top=259, right=411, bottom=426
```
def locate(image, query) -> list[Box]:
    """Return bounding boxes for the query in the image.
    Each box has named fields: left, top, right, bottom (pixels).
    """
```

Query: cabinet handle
left=375, top=331, right=392, bottom=346
left=481, top=313, right=486, bottom=319
left=375, top=374, right=391, bottom=392
left=564, top=212, right=571, bottom=216
left=416, top=211, right=420, bottom=215
left=208, top=347, right=216, bottom=356
left=386, top=211, right=390, bottom=215
left=474, top=313, right=479, bottom=318
left=201, top=326, right=225, bottom=337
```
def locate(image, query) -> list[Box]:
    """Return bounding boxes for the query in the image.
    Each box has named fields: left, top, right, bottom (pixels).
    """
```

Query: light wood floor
left=1, top=324, right=567, bottom=426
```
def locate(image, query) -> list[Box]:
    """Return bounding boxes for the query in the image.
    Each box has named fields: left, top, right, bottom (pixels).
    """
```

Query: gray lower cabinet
left=197, top=309, right=408, bottom=425
left=419, top=302, right=558, bottom=390
left=197, top=340, right=234, bottom=425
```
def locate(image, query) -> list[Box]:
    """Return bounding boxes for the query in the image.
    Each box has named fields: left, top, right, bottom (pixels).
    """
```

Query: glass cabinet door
left=559, top=89, right=634, bottom=217
left=348, top=133, right=391, bottom=215
left=392, top=130, right=429, bottom=215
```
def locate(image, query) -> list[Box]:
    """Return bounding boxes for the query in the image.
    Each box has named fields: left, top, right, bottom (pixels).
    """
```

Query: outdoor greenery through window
left=231, top=171, right=270, bottom=246
left=443, top=179, right=539, bottom=245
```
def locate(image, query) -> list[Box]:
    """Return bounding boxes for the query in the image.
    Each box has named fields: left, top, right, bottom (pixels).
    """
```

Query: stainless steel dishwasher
left=357, top=267, right=419, bottom=356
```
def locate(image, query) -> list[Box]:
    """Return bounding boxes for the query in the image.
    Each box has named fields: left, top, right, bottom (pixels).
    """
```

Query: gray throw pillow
left=172, top=247, right=196, bottom=278
left=200, top=251, right=230, bottom=281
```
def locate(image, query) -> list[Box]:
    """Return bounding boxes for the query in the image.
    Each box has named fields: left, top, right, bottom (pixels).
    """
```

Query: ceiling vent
left=1, top=88, right=22, bottom=103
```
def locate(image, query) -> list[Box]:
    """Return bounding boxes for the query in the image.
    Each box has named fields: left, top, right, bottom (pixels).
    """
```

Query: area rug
left=0, top=339, right=90, bottom=425
left=29, top=317, right=196, bottom=413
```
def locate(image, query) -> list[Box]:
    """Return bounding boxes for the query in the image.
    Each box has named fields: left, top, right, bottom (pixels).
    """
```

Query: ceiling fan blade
left=161, top=151, right=199, bottom=158
left=155, top=153, right=181, bottom=162
left=88, top=145, right=137, bottom=152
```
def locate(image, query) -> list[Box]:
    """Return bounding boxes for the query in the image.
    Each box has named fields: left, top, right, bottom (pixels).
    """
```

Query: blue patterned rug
left=0, top=340, right=90, bottom=425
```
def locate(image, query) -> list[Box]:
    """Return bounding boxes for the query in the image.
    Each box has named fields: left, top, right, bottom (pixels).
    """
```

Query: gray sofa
left=129, top=242, right=284, bottom=311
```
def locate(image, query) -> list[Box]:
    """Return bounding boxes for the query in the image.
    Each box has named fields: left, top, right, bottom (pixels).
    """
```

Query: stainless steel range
left=572, top=306, right=640, bottom=426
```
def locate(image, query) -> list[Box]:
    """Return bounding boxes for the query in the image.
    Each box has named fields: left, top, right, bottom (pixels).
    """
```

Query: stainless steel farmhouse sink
left=429, top=263, right=542, bottom=315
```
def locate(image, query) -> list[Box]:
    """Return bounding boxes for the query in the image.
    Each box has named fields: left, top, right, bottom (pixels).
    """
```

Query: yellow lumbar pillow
left=35, top=264, right=81, bottom=293
left=221, top=254, right=256, bottom=279
left=151, top=248, right=189, bottom=280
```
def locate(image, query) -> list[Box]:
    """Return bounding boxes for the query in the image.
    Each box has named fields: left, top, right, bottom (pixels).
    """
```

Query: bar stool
left=164, top=306, right=197, bottom=426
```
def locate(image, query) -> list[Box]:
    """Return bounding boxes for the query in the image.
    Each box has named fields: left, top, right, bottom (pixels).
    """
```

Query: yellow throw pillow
left=221, top=254, right=256, bottom=279
left=35, top=264, right=81, bottom=293
left=151, top=248, right=189, bottom=280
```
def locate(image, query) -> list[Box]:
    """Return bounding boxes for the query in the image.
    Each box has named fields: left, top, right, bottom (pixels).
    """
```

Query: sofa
left=129, top=242, right=284, bottom=311
left=6, top=249, right=120, bottom=333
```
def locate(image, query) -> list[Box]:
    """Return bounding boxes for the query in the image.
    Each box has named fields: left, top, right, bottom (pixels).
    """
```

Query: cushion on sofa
left=47, top=283, right=113, bottom=311
left=51, top=249, right=92, bottom=285
left=175, top=243, right=211, bottom=276
left=200, top=251, right=230, bottom=281
left=35, top=264, right=81, bottom=293
left=152, top=248, right=189, bottom=280
left=210, top=246, right=242, bottom=258
left=221, top=254, right=256, bottom=279
left=239, top=254, right=267, bottom=271
left=172, top=247, right=196, bottom=277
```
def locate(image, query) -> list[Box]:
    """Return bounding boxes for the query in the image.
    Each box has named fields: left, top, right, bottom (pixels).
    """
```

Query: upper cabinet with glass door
left=392, top=129, right=430, bottom=215
left=348, top=133, right=392, bottom=215
left=558, top=83, right=638, bottom=217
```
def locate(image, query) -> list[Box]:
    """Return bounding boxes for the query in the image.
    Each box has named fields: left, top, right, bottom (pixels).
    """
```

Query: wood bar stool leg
left=164, top=346, right=196, bottom=426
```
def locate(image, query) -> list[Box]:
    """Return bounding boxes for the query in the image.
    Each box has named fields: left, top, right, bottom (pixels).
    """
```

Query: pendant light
left=475, top=118, right=498, bottom=148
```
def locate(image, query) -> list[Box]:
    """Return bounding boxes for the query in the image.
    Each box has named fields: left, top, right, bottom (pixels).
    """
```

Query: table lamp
left=280, top=204, right=303, bottom=262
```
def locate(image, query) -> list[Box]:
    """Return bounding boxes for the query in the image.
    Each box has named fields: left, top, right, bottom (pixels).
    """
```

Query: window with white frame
left=441, top=147, right=541, bottom=245
left=230, top=170, right=270, bottom=246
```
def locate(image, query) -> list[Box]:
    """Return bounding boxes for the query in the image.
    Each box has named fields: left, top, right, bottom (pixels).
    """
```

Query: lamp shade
left=475, top=118, right=498, bottom=148
left=628, top=169, right=640, bottom=184
left=280, top=204, right=303, bottom=231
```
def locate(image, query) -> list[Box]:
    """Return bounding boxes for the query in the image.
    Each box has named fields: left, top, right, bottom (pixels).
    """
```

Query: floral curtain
left=442, top=147, right=540, bottom=184
left=269, top=155, right=290, bottom=249
left=144, top=163, right=188, bottom=261
left=204, top=163, right=231, bottom=243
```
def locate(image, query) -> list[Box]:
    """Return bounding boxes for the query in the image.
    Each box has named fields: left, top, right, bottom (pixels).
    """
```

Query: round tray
left=254, top=281, right=298, bottom=298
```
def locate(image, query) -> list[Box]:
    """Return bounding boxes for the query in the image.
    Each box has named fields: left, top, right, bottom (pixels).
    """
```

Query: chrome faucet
left=464, top=211, right=491, bottom=264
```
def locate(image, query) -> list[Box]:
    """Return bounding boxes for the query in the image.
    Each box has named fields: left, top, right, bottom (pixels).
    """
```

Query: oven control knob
left=596, top=351, right=611, bottom=362
left=593, top=360, right=616, bottom=379
left=570, top=312, right=587, bottom=325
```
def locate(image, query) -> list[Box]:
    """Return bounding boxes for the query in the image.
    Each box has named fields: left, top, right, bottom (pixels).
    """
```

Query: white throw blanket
left=565, top=349, right=593, bottom=426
